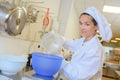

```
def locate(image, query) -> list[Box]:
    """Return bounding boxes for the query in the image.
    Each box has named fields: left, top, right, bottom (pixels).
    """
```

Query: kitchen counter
left=23, top=70, right=68, bottom=80
left=0, top=72, right=22, bottom=80
left=0, top=70, right=68, bottom=80
left=23, top=70, right=56, bottom=80
left=103, top=62, right=120, bottom=78
left=0, top=70, right=36, bottom=80
left=114, top=70, right=120, bottom=80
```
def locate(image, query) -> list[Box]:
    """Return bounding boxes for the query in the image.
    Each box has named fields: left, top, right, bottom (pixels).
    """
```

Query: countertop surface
left=0, top=70, right=57, bottom=80
left=0, top=70, right=67, bottom=80
left=115, top=70, right=120, bottom=76
left=0, top=70, right=37, bottom=80
left=0, top=72, right=22, bottom=80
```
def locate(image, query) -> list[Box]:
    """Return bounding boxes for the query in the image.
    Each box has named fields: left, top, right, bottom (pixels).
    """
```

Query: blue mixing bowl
left=32, top=52, right=63, bottom=77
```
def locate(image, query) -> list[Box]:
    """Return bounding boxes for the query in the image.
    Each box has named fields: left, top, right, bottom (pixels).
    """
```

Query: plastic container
left=41, top=31, right=64, bottom=55
left=0, top=54, right=27, bottom=75
left=32, top=52, right=63, bottom=77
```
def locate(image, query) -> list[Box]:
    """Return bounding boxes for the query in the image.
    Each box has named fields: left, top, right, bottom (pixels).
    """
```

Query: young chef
left=59, top=7, right=112, bottom=80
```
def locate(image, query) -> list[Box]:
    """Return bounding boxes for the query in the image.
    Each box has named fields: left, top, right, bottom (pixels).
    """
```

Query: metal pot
left=0, top=3, right=27, bottom=36
left=0, top=5, right=9, bottom=26
left=5, top=7, right=27, bottom=36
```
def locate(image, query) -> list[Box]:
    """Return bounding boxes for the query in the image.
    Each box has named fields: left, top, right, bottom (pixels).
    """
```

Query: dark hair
left=80, top=13, right=97, bottom=26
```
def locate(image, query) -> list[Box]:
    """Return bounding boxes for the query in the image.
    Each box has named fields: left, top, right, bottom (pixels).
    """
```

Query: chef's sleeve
left=62, top=38, right=80, bottom=52
left=61, top=46, right=102, bottom=80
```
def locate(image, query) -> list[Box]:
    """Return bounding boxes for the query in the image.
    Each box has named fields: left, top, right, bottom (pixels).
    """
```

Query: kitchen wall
left=21, top=0, right=62, bottom=53
left=64, top=2, right=81, bottom=39
left=0, top=0, right=80, bottom=54
left=57, top=0, right=81, bottom=39
left=19, top=0, right=61, bottom=41
left=0, top=0, right=115, bottom=64
left=0, top=0, right=62, bottom=55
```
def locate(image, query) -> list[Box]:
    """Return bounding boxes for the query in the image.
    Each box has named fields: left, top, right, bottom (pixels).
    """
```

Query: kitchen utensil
left=0, top=2, right=27, bottom=36
left=0, top=3, right=12, bottom=27
left=0, top=54, right=27, bottom=76
left=32, top=52, right=63, bottom=79
left=41, top=31, right=64, bottom=55
left=40, top=8, right=50, bottom=37
left=5, top=7, right=27, bottom=36
left=27, top=6, right=39, bottom=23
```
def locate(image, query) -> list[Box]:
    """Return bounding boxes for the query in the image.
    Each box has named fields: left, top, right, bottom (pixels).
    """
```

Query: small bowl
left=0, top=54, right=27, bottom=75
left=32, top=52, right=63, bottom=77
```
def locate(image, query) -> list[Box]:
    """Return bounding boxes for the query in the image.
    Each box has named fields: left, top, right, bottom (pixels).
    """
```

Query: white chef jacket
left=60, top=35, right=104, bottom=80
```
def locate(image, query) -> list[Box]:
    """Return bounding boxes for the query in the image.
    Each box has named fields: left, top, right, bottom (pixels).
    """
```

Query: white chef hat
left=83, top=7, right=112, bottom=42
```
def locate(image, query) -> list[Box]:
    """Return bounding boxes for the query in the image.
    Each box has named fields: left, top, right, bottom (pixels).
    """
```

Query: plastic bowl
left=32, top=52, right=63, bottom=77
left=0, top=54, right=27, bottom=75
